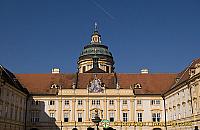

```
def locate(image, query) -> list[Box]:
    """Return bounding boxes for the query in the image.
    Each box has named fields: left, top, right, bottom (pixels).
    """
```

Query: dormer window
left=134, top=83, right=142, bottom=89
left=195, top=63, right=200, bottom=74
left=191, top=70, right=195, bottom=74
left=189, top=69, right=196, bottom=77
left=51, top=84, right=59, bottom=89
left=175, top=78, right=180, bottom=82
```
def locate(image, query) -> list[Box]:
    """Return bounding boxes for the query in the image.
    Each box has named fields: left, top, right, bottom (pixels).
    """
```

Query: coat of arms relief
left=88, top=76, right=105, bottom=93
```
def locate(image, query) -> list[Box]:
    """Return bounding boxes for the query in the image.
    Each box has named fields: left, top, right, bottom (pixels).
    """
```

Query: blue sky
left=0, top=0, right=200, bottom=73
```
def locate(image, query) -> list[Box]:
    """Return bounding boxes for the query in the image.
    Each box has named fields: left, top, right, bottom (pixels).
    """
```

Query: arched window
left=83, top=66, right=86, bottom=73
left=153, top=128, right=161, bottom=130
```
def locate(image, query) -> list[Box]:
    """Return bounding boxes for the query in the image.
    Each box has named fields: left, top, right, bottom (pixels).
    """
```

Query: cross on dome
left=91, top=22, right=101, bottom=43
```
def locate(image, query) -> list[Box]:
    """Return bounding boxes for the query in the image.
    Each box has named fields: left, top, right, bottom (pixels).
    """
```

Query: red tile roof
left=15, top=74, right=76, bottom=94
left=117, top=73, right=177, bottom=94
left=15, top=73, right=178, bottom=95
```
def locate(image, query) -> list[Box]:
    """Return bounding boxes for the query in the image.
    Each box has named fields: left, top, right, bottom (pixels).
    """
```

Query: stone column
left=117, top=97, right=120, bottom=121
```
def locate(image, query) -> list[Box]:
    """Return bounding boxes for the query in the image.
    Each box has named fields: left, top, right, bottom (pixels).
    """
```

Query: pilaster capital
left=130, top=99, right=134, bottom=102
left=117, top=97, right=120, bottom=102
left=72, top=99, right=76, bottom=102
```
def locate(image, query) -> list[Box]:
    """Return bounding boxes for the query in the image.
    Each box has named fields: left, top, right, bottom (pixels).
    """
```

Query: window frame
left=78, top=100, right=83, bottom=105
left=109, top=112, right=114, bottom=122
left=64, top=113, right=69, bottom=122
left=64, top=100, right=69, bottom=106
left=49, top=100, right=55, bottom=105
left=137, top=112, right=142, bottom=122
left=78, top=113, right=82, bottom=122
left=122, top=100, right=127, bottom=105
left=109, top=100, right=114, bottom=105
left=96, top=100, right=100, bottom=105
left=123, top=113, right=128, bottom=122
left=137, top=100, right=142, bottom=105
left=152, top=113, right=161, bottom=122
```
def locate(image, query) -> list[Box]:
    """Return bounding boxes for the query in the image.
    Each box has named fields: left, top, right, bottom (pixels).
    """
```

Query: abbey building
left=0, top=25, right=200, bottom=130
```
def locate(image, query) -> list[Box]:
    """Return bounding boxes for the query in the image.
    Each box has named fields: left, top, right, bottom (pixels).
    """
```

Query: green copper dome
left=77, top=23, right=115, bottom=73
left=80, top=44, right=113, bottom=57
left=79, top=29, right=114, bottom=61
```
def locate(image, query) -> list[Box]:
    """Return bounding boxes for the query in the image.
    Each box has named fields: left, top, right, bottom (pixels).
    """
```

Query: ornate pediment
left=88, top=76, right=105, bottom=93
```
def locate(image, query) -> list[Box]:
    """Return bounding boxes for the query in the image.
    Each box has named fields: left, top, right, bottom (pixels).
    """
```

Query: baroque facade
left=0, top=65, right=29, bottom=130
left=0, top=25, right=200, bottom=130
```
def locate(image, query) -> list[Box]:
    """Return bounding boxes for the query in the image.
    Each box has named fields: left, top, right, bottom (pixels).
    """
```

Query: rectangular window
left=5, top=105, right=8, bottom=118
left=92, top=100, right=95, bottom=105
left=157, top=113, right=161, bottom=122
left=109, top=100, right=114, bottom=105
left=35, top=111, right=39, bottom=122
left=151, top=100, right=155, bottom=105
left=92, top=100, right=100, bottom=105
left=152, top=113, right=161, bottom=122
left=151, top=100, right=160, bottom=105
left=106, top=66, right=109, bottom=73
left=31, top=111, right=40, bottom=123
left=96, top=100, right=100, bottom=105
left=152, top=113, right=156, bottom=122
left=78, top=100, right=82, bottom=105
left=15, top=108, right=18, bottom=120
left=156, top=100, right=160, bottom=104
left=78, top=113, right=82, bottom=122
left=109, top=112, right=114, bottom=122
left=64, top=113, right=69, bottom=122
left=137, top=113, right=142, bottom=122
left=137, top=100, right=142, bottom=105
left=49, top=100, right=55, bottom=105
left=122, top=100, right=127, bottom=105
left=65, top=100, right=69, bottom=105
left=19, top=109, right=22, bottom=122
left=50, top=112, right=55, bottom=121
left=31, top=111, right=34, bottom=122
left=123, top=113, right=128, bottom=122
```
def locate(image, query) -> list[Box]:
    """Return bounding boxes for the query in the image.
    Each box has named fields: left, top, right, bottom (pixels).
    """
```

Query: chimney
left=141, top=68, right=149, bottom=74
left=51, top=68, right=60, bottom=74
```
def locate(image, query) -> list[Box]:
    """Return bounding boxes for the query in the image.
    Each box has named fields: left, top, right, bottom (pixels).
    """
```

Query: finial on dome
left=94, top=22, right=98, bottom=32
left=91, top=22, right=101, bottom=43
